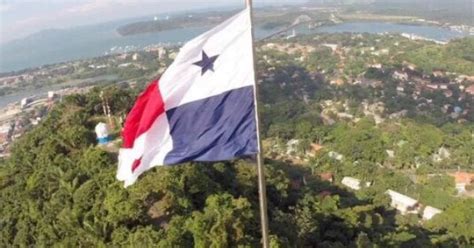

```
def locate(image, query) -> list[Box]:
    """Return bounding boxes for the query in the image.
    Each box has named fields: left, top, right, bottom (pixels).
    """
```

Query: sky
left=0, top=0, right=304, bottom=44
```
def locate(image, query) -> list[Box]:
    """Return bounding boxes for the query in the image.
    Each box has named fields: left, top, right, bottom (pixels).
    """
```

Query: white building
left=286, top=29, right=296, bottom=39
left=341, top=177, right=366, bottom=190
left=369, top=64, right=382, bottom=69
left=455, top=183, right=466, bottom=194
left=132, top=53, right=139, bottom=61
left=31, top=117, right=41, bottom=126
left=449, top=172, right=474, bottom=194
left=393, top=71, right=409, bottom=81
left=386, top=190, right=420, bottom=215
left=158, top=48, right=167, bottom=60
left=328, top=151, right=344, bottom=161
left=20, top=98, right=31, bottom=109
left=286, top=139, right=300, bottom=156
left=432, top=147, right=451, bottom=162
left=0, top=124, right=12, bottom=144
left=322, top=43, right=338, bottom=52
left=422, top=206, right=442, bottom=220
left=48, top=91, right=56, bottom=100
left=118, top=63, right=132, bottom=68
left=337, top=112, right=354, bottom=119
left=386, top=150, right=395, bottom=158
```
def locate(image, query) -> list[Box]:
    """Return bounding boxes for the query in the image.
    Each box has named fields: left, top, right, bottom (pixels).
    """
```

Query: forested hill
left=1, top=84, right=473, bottom=246
left=1, top=34, right=474, bottom=247
left=117, top=12, right=232, bottom=36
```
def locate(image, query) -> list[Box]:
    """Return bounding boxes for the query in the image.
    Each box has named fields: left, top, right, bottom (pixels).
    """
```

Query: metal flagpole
left=245, top=0, right=270, bottom=247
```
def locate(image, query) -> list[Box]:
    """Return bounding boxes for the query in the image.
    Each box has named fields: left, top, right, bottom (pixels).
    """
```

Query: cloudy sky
left=0, top=0, right=304, bottom=43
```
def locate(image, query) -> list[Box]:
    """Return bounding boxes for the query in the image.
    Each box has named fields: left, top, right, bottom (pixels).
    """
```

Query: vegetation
left=1, top=78, right=473, bottom=247
left=116, top=12, right=231, bottom=36
left=401, top=38, right=474, bottom=75
left=366, top=0, right=474, bottom=26
left=1, top=34, right=474, bottom=247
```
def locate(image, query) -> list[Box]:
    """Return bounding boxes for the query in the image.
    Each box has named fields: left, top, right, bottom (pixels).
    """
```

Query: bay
left=0, top=21, right=469, bottom=74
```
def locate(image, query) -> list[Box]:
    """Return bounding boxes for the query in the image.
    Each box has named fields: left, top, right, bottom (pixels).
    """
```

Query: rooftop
left=386, top=190, right=418, bottom=206
left=319, top=172, right=333, bottom=182
left=449, top=172, right=474, bottom=184
left=0, top=124, right=12, bottom=134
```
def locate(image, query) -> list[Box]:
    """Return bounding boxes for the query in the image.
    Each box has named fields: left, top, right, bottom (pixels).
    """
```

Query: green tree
left=427, top=199, right=474, bottom=244
left=185, top=193, right=256, bottom=247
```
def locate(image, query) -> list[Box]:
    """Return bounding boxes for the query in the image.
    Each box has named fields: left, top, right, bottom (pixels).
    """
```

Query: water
left=0, top=21, right=468, bottom=74
left=0, top=24, right=212, bottom=73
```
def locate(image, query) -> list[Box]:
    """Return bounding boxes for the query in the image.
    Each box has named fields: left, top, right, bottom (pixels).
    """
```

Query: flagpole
left=245, top=0, right=270, bottom=247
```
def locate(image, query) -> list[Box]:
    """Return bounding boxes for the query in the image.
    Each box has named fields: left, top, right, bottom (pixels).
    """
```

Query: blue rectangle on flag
left=164, top=86, right=258, bottom=164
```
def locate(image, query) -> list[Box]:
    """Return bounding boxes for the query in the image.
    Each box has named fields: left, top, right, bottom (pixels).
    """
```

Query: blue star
left=193, top=51, right=219, bottom=75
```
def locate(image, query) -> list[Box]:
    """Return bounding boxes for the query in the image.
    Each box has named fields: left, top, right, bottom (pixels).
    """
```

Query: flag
left=117, top=8, right=258, bottom=187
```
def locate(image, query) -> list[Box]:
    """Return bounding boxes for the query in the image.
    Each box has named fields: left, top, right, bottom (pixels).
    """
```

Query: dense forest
left=1, top=80, right=473, bottom=247
left=1, top=35, right=474, bottom=247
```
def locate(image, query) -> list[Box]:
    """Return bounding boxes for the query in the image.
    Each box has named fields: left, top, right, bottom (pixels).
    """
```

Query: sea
left=0, top=20, right=468, bottom=74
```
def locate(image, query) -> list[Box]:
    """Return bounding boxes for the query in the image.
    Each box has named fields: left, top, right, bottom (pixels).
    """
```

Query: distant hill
left=308, top=0, right=375, bottom=4
left=309, top=0, right=473, bottom=25
left=370, top=0, right=474, bottom=25
left=117, top=11, right=234, bottom=36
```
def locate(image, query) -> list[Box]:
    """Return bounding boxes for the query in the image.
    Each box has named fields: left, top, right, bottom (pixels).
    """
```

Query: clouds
left=0, top=3, right=12, bottom=12
left=66, top=0, right=111, bottom=13
left=65, top=0, right=131, bottom=14
left=64, top=0, right=238, bottom=14
left=0, top=0, right=146, bottom=43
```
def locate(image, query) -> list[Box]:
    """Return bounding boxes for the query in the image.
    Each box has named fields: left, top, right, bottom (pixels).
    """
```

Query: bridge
left=260, top=15, right=313, bottom=41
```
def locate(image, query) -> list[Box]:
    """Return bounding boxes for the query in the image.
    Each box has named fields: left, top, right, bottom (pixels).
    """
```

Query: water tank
left=48, top=91, right=56, bottom=100
left=95, top=122, right=110, bottom=144
left=454, top=106, right=463, bottom=114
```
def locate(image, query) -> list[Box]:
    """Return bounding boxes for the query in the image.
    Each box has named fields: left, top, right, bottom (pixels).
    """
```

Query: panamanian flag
left=117, top=8, right=258, bottom=187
